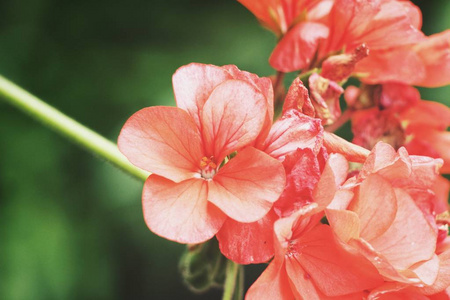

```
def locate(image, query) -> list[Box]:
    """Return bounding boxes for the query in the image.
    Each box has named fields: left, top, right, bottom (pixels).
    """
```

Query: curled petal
left=202, top=80, right=267, bottom=161
left=261, top=110, right=323, bottom=160
left=282, top=77, right=315, bottom=117
left=208, top=147, right=285, bottom=223
left=118, top=106, right=203, bottom=182
left=142, top=176, right=226, bottom=244
left=323, top=131, right=370, bottom=163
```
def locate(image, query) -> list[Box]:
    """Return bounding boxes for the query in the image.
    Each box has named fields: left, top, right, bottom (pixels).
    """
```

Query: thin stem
left=222, top=260, right=241, bottom=300
left=0, top=75, right=149, bottom=181
left=325, top=109, right=352, bottom=133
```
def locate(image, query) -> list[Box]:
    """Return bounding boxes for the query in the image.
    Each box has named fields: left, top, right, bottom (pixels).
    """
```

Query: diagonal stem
left=0, top=75, right=149, bottom=181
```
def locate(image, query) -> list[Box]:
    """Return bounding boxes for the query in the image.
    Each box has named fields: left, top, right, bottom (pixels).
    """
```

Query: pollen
left=199, top=156, right=217, bottom=180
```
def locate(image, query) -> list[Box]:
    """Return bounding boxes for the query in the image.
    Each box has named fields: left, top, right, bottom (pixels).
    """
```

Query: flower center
left=199, top=156, right=217, bottom=180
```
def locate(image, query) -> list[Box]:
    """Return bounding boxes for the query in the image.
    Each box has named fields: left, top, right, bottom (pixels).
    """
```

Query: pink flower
left=118, top=63, right=286, bottom=244
left=246, top=203, right=383, bottom=299
left=327, top=142, right=448, bottom=292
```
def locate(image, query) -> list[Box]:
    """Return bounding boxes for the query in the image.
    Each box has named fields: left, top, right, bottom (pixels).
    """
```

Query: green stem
left=0, top=75, right=149, bottom=181
left=222, top=260, right=242, bottom=300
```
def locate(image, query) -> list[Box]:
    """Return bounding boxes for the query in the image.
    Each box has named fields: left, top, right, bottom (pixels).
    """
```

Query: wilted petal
left=321, top=44, right=370, bottom=82
left=282, top=77, right=315, bottom=117
left=201, top=80, right=267, bottom=161
left=118, top=106, right=203, bottom=182
left=142, top=176, right=226, bottom=244
left=323, top=131, right=370, bottom=163
left=208, top=147, right=285, bottom=223
left=216, top=209, right=277, bottom=264
left=309, top=73, right=344, bottom=125
left=261, top=110, right=323, bottom=160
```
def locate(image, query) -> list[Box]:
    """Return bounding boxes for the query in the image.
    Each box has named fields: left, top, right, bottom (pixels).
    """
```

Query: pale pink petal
left=313, top=153, right=349, bottom=208
left=370, top=188, right=437, bottom=270
left=261, top=110, right=323, bottom=160
left=418, top=249, right=450, bottom=295
left=246, top=259, right=295, bottom=300
left=327, top=189, right=354, bottom=210
left=326, top=209, right=360, bottom=243
left=270, top=22, right=329, bottom=72
left=142, top=176, right=227, bottom=244
left=349, top=174, right=397, bottom=242
left=293, top=225, right=383, bottom=296
left=208, top=147, right=285, bottom=223
left=217, top=209, right=277, bottom=265
left=201, top=80, right=267, bottom=161
left=172, top=63, right=232, bottom=128
left=410, top=254, right=440, bottom=286
left=118, top=106, right=203, bottom=182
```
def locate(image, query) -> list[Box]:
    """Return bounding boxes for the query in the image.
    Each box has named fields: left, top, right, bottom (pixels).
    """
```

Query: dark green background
left=0, top=0, right=448, bottom=299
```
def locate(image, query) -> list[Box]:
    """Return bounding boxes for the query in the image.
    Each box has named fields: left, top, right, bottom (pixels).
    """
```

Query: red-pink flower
left=327, top=142, right=448, bottom=292
left=216, top=79, right=325, bottom=264
left=118, top=63, right=286, bottom=244
left=246, top=203, right=383, bottom=299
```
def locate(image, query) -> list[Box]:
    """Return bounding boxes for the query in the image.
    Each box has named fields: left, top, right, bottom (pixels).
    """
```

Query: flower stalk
left=0, top=75, right=149, bottom=181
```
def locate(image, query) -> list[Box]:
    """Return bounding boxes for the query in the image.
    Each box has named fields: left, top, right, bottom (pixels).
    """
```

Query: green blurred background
left=0, top=0, right=448, bottom=299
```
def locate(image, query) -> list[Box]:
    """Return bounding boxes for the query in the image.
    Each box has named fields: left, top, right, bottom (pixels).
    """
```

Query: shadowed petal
left=118, top=106, right=203, bottom=182
left=142, top=175, right=226, bottom=244
left=208, top=147, right=285, bottom=223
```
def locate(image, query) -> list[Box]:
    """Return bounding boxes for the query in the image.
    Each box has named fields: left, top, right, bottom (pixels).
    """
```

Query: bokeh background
left=0, top=0, right=449, bottom=299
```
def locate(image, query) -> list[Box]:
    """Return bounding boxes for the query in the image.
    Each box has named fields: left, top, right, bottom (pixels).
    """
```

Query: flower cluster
left=118, top=0, right=450, bottom=298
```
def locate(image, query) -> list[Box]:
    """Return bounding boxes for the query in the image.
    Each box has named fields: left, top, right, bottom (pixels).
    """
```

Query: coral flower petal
left=172, top=63, right=232, bottom=129
left=201, top=80, right=268, bottom=161
left=270, top=22, right=329, bottom=72
left=349, top=174, right=397, bottom=242
left=261, top=110, right=323, bottom=160
left=291, top=225, right=383, bottom=297
left=216, top=209, right=277, bottom=265
left=370, top=188, right=437, bottom=270
left=208, top=147, right=285, bottom=223
left=246, top=258, right=295, bottom=300
left=118, top=106, right=203, bottom=182
left=142, top=175, right=227, bottom=244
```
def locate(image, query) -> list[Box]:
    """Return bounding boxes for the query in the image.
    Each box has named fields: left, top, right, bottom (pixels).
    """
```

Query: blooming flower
left=118, top=63, right=286, bottom=243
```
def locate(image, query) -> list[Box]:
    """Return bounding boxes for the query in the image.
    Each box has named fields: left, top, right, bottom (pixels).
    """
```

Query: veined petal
left=294, top=225, right=383, bottom=296
left=349, top=174, right=397, bottom=242
left=261, top=110, right=323, bottom=160
left=270, top=22, right=329, bottom=72
left=172, top=63, right=232, bottom=129
left=142, top=175, right=226, bottom=244
left=118, top=106, right=203, bottom=182
left=246, top=259, right=295, bottom=300
left=216, top=209, right=277, bottom=264
left=201, top=80, right=268, bottom=162
left=208, top=147, right=285, bottom=223
left=370, top=188, right=437, bottom=270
